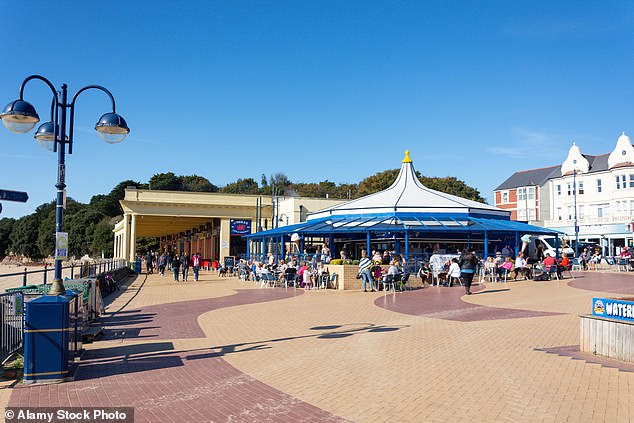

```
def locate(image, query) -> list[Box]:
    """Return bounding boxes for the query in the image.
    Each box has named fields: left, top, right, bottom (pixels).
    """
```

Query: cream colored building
left=113, top=188, right=345, bottom=263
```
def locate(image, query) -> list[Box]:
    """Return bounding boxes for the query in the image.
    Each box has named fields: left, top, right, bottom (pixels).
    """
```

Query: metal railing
left=1, top=291, right=24, bottom=363
left=0, top=259, right=128, bottom=290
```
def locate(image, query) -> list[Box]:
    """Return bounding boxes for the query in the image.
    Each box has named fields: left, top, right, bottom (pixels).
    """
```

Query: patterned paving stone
left=374, top=284, right=563, bottom=321
left=568, top=272, right=634, bottom=295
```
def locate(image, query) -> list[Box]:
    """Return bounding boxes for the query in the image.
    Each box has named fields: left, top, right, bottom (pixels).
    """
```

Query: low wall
left=580, top=314, right=634, bottom=362
left=324, top=264, right=403, bottom=290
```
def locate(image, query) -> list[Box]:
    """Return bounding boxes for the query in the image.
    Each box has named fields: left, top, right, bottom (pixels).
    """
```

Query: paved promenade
left=3, top=269, right=634, bottom=422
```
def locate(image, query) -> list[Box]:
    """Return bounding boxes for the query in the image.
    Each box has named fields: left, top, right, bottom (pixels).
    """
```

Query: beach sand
left=0, top=263, right=77, bottom=293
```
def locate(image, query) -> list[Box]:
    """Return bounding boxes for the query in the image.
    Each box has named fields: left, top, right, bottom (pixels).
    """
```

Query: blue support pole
left=246, top=238, right=250, bottom=260
left=484, top=231, right=489, bottom=258
left=515, top=232, right=519, bottom=257
left=404, top=230, right=409, bottom=263
left=281, top=236, right=286, bottom=261
left=366, top=231, right=371, bottom=254
left=555, top=235, right=560, bottom=260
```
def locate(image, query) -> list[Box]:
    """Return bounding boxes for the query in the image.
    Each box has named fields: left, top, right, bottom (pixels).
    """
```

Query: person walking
left=145, top=252, right=154, bottom=274
left=192, top=252, right=201, bottom=281
left=172, top=254, right=181, bottom=282
left=158, top=252, right=167, bottom=277
left=458, top=250, right=478, bottom=295
left=181, top=253, right=190, bottom=281
left=357, top=250, right=375, bottom=292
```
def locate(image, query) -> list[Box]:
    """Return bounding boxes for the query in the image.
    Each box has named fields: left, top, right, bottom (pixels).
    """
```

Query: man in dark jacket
left=458, top=251, right=479, bottom=295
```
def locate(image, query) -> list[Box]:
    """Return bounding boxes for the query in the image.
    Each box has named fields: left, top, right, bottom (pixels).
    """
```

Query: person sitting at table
left=372, top=250, right=382, bottom=263
left=542, top=253, right=557, bottom=274
left=483, top=256, right=497, bottom=280
left=372, top=263, right=383, bottom=286
left=445, top=258, right=461, bottom=287
left=381, top=251, right=391, bottom=265
left=513, top=252, right=529, bottom=280
left=417, top=262, right=432, bottom=287
left=297, top=261, right=308, bottom=287
left=498, top=256, right=513, bottom=280
left=557, top=254, right=570, bottom=279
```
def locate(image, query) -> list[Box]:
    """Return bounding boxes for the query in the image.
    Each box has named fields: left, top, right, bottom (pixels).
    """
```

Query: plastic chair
left=571, top=258, right=582, bottom=272
left=546, top=266, right=559, bottom=280
left=617, top=258, right=629, bottom=272
left=329, top=273, right=338, bottom=289
left=398, top=273, right=411, bottom=291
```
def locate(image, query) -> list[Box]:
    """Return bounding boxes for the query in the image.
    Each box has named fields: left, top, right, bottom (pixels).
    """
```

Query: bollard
left=22, top=267, right=27, bottom=287
left=70, top=264, right=74, bottom=280
left=43, top=264, right=48, bottom=285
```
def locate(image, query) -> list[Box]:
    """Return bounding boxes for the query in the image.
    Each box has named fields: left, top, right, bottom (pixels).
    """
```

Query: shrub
left=352, top=260, right=360, bottom=265
left=329, top=259, right=343, bottom=265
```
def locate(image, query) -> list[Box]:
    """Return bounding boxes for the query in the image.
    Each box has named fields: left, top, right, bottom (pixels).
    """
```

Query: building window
left=616, top=176, right=621, bottom=190
left=578, top=181, right=584, bottom=195
left=597, top=179, right=602, bottom=193
left=567, top=206, right=573, bottom=220
left=528, top=208, right=536, bottom=220
left=616, top=175, right=627, bottom=190
left=517, top=187, right=526, bottom=201
left=557, top=207, right=562, bottom=221
left=579, top=205, right=585, bottom=219
left=517, top=209, right=526, bottom=221
left=630, top=200, right=634, bottom=215
left=557, top=185, right=561, bottom=196
left=630, top=174, right=634, bottom=188
left=501, top=191, right=509, bottom=204
left=528, top=186, right=535, bottom=200
left=597, top=203, right=610, bottom=218
left=567, top=182, right=572, bottom=195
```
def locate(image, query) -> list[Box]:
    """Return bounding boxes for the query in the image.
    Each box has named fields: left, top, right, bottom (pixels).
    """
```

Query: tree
left=356, top=169, right=400, bottom=197
left=10, top=214, right=43, bottom=259
left=260, top=173, right=268, bottom=188
left=220, top=178, right=260, bottom=194
left=91, top=218, right=115, bottom=257
left=0, top=218, right=16, bottom=258
left=181, top=175, right=218, bottom=192
left=149, top=172, right=181, bottom=191
left=419, top=176, right=486, bottom=203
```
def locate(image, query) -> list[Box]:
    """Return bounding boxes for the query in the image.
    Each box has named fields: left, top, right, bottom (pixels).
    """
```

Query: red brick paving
left=374, top=284, right=562, bottom=321
left=9, top=287, right=350, bottom=423
left=103, top=289, right=303, bottom=340
left=568, top=272, right=634, bottom=295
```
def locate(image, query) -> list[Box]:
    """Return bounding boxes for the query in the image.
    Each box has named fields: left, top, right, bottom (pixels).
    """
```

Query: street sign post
left=0, top=189, right=29, bottom=203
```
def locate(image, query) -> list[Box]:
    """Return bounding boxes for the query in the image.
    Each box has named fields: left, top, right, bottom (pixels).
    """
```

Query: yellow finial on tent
left=402, top=150, right=412, bottom=163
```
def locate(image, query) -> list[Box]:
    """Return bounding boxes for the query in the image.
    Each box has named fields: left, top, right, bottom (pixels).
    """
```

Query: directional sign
left=0, top=189, right=29, bottom=203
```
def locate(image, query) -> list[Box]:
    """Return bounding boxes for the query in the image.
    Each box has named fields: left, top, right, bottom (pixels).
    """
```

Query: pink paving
left=375, top=284, right=563, bottom=321
left=568, top=272, right=634, bottom=295
left=9, top=288, right=349, bottom=422
left=103, top=288, right=303, bottom=340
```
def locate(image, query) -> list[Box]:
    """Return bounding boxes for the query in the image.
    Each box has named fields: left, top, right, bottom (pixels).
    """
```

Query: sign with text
left=230, top=219, right=252, bottom=235
left=592, top=297, right=634, bottom=323
left=0, top=189, right=28, bottom=203
left=55, top=232, right=69, bottom=260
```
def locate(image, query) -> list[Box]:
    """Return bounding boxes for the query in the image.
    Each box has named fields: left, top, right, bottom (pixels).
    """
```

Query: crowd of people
left=143, top=250, right=203, bottom=282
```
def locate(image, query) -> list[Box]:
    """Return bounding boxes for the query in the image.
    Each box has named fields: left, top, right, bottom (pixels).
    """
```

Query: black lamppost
left=0, top=75, right=129, bottom=295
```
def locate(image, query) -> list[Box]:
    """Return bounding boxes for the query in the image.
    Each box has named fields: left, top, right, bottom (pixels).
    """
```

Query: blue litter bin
left=133, top=260, right=141, bottom=274
left=24, top=295, right=71, bottom=384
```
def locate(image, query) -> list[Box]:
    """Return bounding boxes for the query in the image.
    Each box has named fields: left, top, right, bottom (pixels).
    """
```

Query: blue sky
left=2, top=1, right=634, bottom=218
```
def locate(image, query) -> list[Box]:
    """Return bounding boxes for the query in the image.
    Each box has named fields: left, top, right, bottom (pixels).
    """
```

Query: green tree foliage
left=91, top=218, right=115, bottom=257
left=149, top=172, right=181, bottom=191
left=419, top=176, right=486, bottom=202
left=10, top=214, right=44, bottom=259
left=356, top=169, right=400, bottom=197
left=0, top=218, right=16, bottom=258
left=181, top=175, right=219, bottom=192
left=220, top=178, right=260, bottom=194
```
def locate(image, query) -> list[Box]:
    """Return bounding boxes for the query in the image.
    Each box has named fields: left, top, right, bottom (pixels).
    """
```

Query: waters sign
left=592, top=297, right=634, bottom=323
left=55, top=232, right=69, bottom=260
left=230, top=219, right=251, bottom=235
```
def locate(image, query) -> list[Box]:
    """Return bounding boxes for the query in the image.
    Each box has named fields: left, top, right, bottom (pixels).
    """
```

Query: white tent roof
left=309, top=151, right=507, bottom=220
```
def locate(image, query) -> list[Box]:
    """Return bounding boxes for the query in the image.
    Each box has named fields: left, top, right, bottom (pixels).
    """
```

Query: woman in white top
left=446, top=258, right=461, bottom=287
left=513, top=252, right=528, bottom=280
left=303, top=265, right=313, bottom=289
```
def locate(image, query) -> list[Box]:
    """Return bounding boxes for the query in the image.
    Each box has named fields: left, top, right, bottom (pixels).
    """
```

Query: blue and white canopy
left=246, top=151, right=558, bottom=257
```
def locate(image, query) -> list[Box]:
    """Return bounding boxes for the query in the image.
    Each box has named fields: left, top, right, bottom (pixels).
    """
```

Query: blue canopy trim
left=245, top=212, right=560, bottom=239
